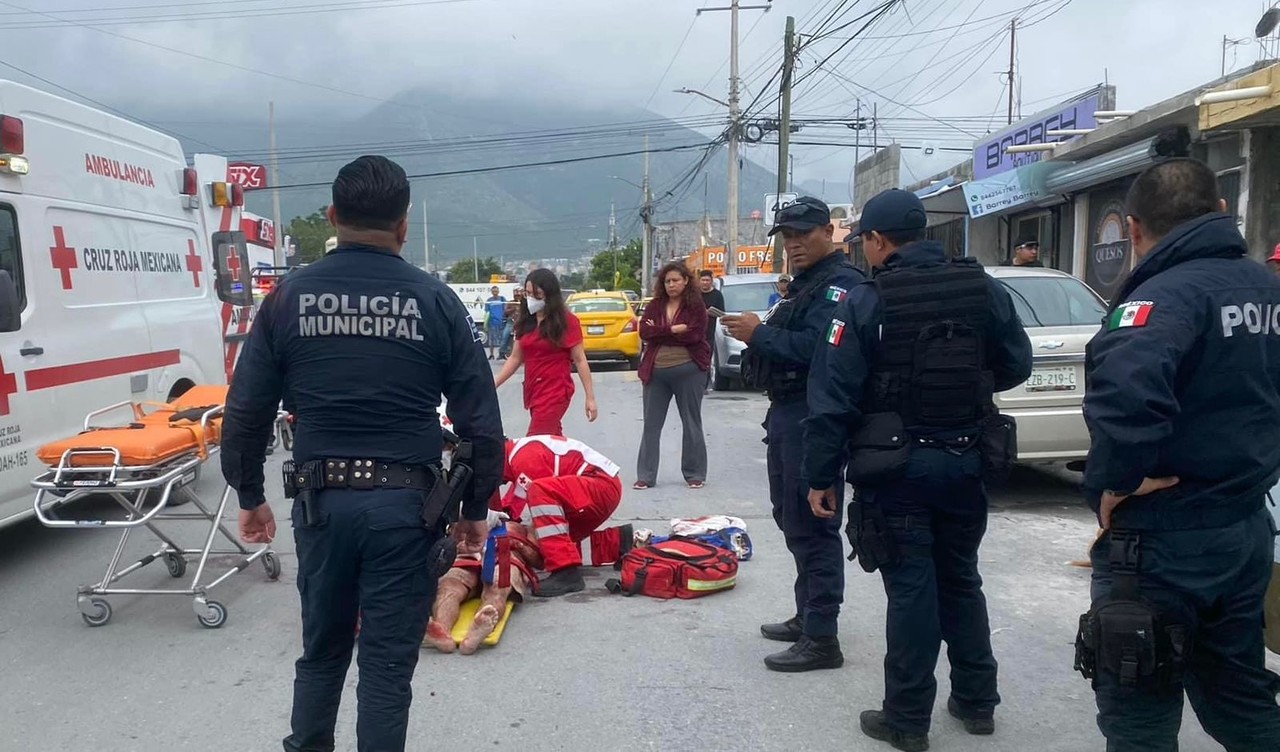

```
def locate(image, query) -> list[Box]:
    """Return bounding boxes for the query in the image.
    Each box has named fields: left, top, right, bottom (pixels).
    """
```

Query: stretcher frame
left=30, top=399, right=292, bottom=629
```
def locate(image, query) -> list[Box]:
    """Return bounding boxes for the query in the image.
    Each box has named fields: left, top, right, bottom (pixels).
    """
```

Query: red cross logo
left=0, top=357, right=17, bottom=416
left=185, top=239, right=203, bottom=288
left=225, top=249, right=241, bottom=283
left=49, top=226, right=78, bottom=291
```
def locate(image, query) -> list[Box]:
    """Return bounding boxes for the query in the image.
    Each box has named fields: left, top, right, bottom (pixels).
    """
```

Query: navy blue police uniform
left=222, top=242, right=504, bottom=752
left=743, top=197, right=866, bottom=670
left=1077, top=211, right=1280, bottom=751
left=803, top=188, right=1031, bottom=746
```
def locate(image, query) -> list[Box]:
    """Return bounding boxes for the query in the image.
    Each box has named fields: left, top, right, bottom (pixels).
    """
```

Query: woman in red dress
left=495, top=268, right=599, bottom=435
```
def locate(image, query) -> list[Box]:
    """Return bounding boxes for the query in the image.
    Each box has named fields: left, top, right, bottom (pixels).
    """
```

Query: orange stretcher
left=31, top=386, right=290, bottom=630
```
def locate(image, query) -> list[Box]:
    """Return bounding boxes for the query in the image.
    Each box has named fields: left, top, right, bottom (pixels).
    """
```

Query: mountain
left=162, top=87, right=782, bottom=269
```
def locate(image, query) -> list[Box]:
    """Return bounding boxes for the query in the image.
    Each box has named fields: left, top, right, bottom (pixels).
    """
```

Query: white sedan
left=987, top=266, right=1108, bottom=464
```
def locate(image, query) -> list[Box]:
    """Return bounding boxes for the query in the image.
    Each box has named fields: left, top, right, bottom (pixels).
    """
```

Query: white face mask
left=526, top=297, right=546, bottom=315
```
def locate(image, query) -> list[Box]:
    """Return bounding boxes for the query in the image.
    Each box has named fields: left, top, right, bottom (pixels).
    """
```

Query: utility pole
left=1006, top=18, right=1017, bottom=125
left=698, top=1, right=770, bottom=276
left=472, top=236, right=479, bottom=282
left=641, top=133, right=653, bottom=294
left=774, top=14, right=795, bottom=275
left=268, top=101, right=283, bottom=267
left=422, top=198, right=430, bottom=273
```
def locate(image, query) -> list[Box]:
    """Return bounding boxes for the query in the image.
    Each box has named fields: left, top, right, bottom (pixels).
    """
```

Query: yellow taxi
left=566, top=289, right=641, bottom=369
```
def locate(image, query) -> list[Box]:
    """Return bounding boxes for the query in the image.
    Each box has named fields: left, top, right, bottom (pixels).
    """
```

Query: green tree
left=285, top=207, right=334, bottom=264
left=447, top=256, right=503, bottom=283
left=560, top=272, right=586, bottom=291
left=587, top=239, right=642, bottom=293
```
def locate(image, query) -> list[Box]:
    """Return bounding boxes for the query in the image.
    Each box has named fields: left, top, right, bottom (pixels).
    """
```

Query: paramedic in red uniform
left=499, top=434, right=625, bottom=596
left=494, top=269, right=598, bottom=435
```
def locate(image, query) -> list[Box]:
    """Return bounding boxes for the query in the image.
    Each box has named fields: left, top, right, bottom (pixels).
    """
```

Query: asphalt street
left=0, top=362, right=1235, bottom=751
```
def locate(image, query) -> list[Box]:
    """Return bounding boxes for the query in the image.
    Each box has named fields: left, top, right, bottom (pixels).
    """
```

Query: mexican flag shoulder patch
left=825, top=285, right=848, bottom=303
left=826, top=319, right=846, bottom=346
left=1109, top=300, right=1155, bottom=330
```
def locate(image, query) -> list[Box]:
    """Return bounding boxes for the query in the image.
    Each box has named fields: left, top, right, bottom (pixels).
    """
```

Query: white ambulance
left=0, top=79, right=255, bottom=528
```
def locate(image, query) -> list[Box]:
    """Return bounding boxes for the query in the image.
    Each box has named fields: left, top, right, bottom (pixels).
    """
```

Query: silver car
left=987, top=266, right=1107, bottom=463
left=710, top=273, right=779, bottom=390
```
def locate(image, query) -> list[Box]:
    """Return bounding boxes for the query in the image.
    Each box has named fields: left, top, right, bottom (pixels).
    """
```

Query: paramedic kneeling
left=222, top=155, right=505, bottom=752
left=1076, top=158, right=1280, bottom=751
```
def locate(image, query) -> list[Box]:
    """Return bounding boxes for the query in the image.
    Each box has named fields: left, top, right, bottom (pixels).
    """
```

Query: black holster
left=1074, top=530, right=1191, bottom=690
left=845, top=412, right=911, bottom=486
left=978, top=412, right=1017, bottom=486
left=845, top=494, right=900, bottom=573
left=282, top=459, right=323, bottom=528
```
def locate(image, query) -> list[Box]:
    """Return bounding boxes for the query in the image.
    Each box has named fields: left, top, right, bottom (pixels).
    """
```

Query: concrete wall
left=968, top=216, right=1002, bottom=266
left=853, top=144, right=902, bottom=210
left=1245, top=127, right=1280, bottom=261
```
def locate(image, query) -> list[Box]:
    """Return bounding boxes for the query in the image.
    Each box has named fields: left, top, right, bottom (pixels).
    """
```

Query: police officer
left=721, top=196, right=865, bottom=672
left=803, top=188, right=1032, bottom=751
left=223, top=155, right=505, bottom=752
left=1075, top=157, right=1280, bottom=750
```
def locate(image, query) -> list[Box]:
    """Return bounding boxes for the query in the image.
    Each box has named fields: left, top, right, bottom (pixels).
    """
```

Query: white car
left=987, top=266, right=1108, bottom=463
left=709, top=273, right=779, bottom=390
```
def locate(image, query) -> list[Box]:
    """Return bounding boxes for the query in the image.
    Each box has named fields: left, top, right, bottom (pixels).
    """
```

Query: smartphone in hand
left=708, top=306, right=727, bottom=318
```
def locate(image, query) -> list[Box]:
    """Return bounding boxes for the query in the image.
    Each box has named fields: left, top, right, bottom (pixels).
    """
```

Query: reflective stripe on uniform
left=528, top=504, right=563, bottom=519
left=535, top=522, right=571, bottom=537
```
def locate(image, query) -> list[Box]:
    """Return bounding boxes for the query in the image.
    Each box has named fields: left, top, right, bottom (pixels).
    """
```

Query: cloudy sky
left=0, top=0, right=1273, bottom=203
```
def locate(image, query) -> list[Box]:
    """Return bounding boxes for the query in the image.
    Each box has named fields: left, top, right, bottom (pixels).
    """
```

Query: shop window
left=1217, top=169, right=1241, bottom=220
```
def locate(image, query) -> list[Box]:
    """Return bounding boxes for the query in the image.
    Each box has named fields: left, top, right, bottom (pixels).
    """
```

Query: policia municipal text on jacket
left=221, top=156, right=505, bottom=752
left=1074, top=158, right=1280, bottom=751
left=802, top=188, right=1032, bottom=752
left=720, top=196, right=866, bottom=673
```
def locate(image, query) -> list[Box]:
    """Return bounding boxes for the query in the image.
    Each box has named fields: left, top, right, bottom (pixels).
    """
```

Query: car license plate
left=588, top=325, right=606, bottom=336
left=1026, top=366, right=1076, bottom=392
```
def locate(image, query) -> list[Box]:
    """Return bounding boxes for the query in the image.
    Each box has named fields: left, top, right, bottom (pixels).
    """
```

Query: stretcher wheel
left=262, top=552, right=281, bottom=581
left=164, top=552, right=187, bottom=578
left=197, top=600, right=227, bottom=629
left=82, top=598, right=112, bottom=628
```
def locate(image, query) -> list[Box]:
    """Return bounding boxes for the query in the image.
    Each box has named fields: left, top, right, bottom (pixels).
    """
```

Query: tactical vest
left=864, top=257, right=995, bottom=427
left=744, top=264, right=841, bottom=399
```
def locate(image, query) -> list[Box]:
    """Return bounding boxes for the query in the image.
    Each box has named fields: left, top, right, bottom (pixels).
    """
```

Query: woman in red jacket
left=495, top=268, right=599, bottom=435
left=634, top=261, right=711, bottom=489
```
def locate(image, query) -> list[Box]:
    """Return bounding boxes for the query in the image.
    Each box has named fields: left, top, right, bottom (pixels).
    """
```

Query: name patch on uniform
left=826, top=319, right=845, bottom=346
left=1221, top=302, right=1280, bottom=337
left=1108, top=300, right=1154, bottom=330
left=297, top=293, right=425, bottom=341
left=825, top=285, right=848, bottom=303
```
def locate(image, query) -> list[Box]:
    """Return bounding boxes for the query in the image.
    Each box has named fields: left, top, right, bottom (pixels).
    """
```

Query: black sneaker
left=534, top=566, right=585, bottom=597
left=759, top=615, right=803, bottom=642
left=947, top=698, right=995, bottom=735
left=859, top=710, right=929, bottom=752
left=763, top=635, right=843, bottom=672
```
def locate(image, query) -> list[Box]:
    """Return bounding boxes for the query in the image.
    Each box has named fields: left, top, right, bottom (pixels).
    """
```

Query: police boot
left=859, top=710, right=929, bottom=752
left=759, top=615, right=803, bottom=642
left=763, top=635, right=843, bottom=672
left=535, top=566, right=585, bottom=597
left=947, top=698, right=994, bottom=735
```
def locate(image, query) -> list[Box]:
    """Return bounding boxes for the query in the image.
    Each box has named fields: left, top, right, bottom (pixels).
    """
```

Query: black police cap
left=768, top=196, right=831, bottom=236
left=859, top=188, right=928, bottom=235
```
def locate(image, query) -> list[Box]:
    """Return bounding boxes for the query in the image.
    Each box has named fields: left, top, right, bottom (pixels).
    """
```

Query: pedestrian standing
left=768, top=274, right=791, bottom=307
left=803, top=188, right=1031, bottom=751
left=634, top=261, right=711, bottom=490
left=222, top=155, right=506, bottom=752
left=494, top=268, right=599, bottom=435
left=721, top=196, right=865, bottom=672
left=1074, top=157, right=1280, bottom=751
left=484, top=285, right=507, bottom=360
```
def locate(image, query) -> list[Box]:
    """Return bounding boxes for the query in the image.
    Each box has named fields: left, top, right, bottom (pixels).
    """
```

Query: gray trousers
left=636, top=361, right=708, bottom=485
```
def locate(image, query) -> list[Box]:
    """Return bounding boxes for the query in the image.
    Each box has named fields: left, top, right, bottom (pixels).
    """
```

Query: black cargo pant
left=767, top=396, right=845, bottom=637
left=876, top=489, right=999, bottom=735
left=284, top=487, right=437, bottom=752
left=1088, top=507, right=1280, bottom=752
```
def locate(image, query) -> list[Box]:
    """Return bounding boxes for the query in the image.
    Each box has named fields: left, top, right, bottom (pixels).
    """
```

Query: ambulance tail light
left=211, top=181, right=246, bottom=208
left=0, top=116, right=23, bottom=155
left=180, top=167, right=198, bottom=209
left=0, top=116, right=27, bottom=175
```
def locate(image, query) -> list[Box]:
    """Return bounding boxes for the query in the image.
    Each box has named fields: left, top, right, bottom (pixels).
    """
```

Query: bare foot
left=423, top=618, right=456, bottom=653
left=459, top=604, right=501, bottom=655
